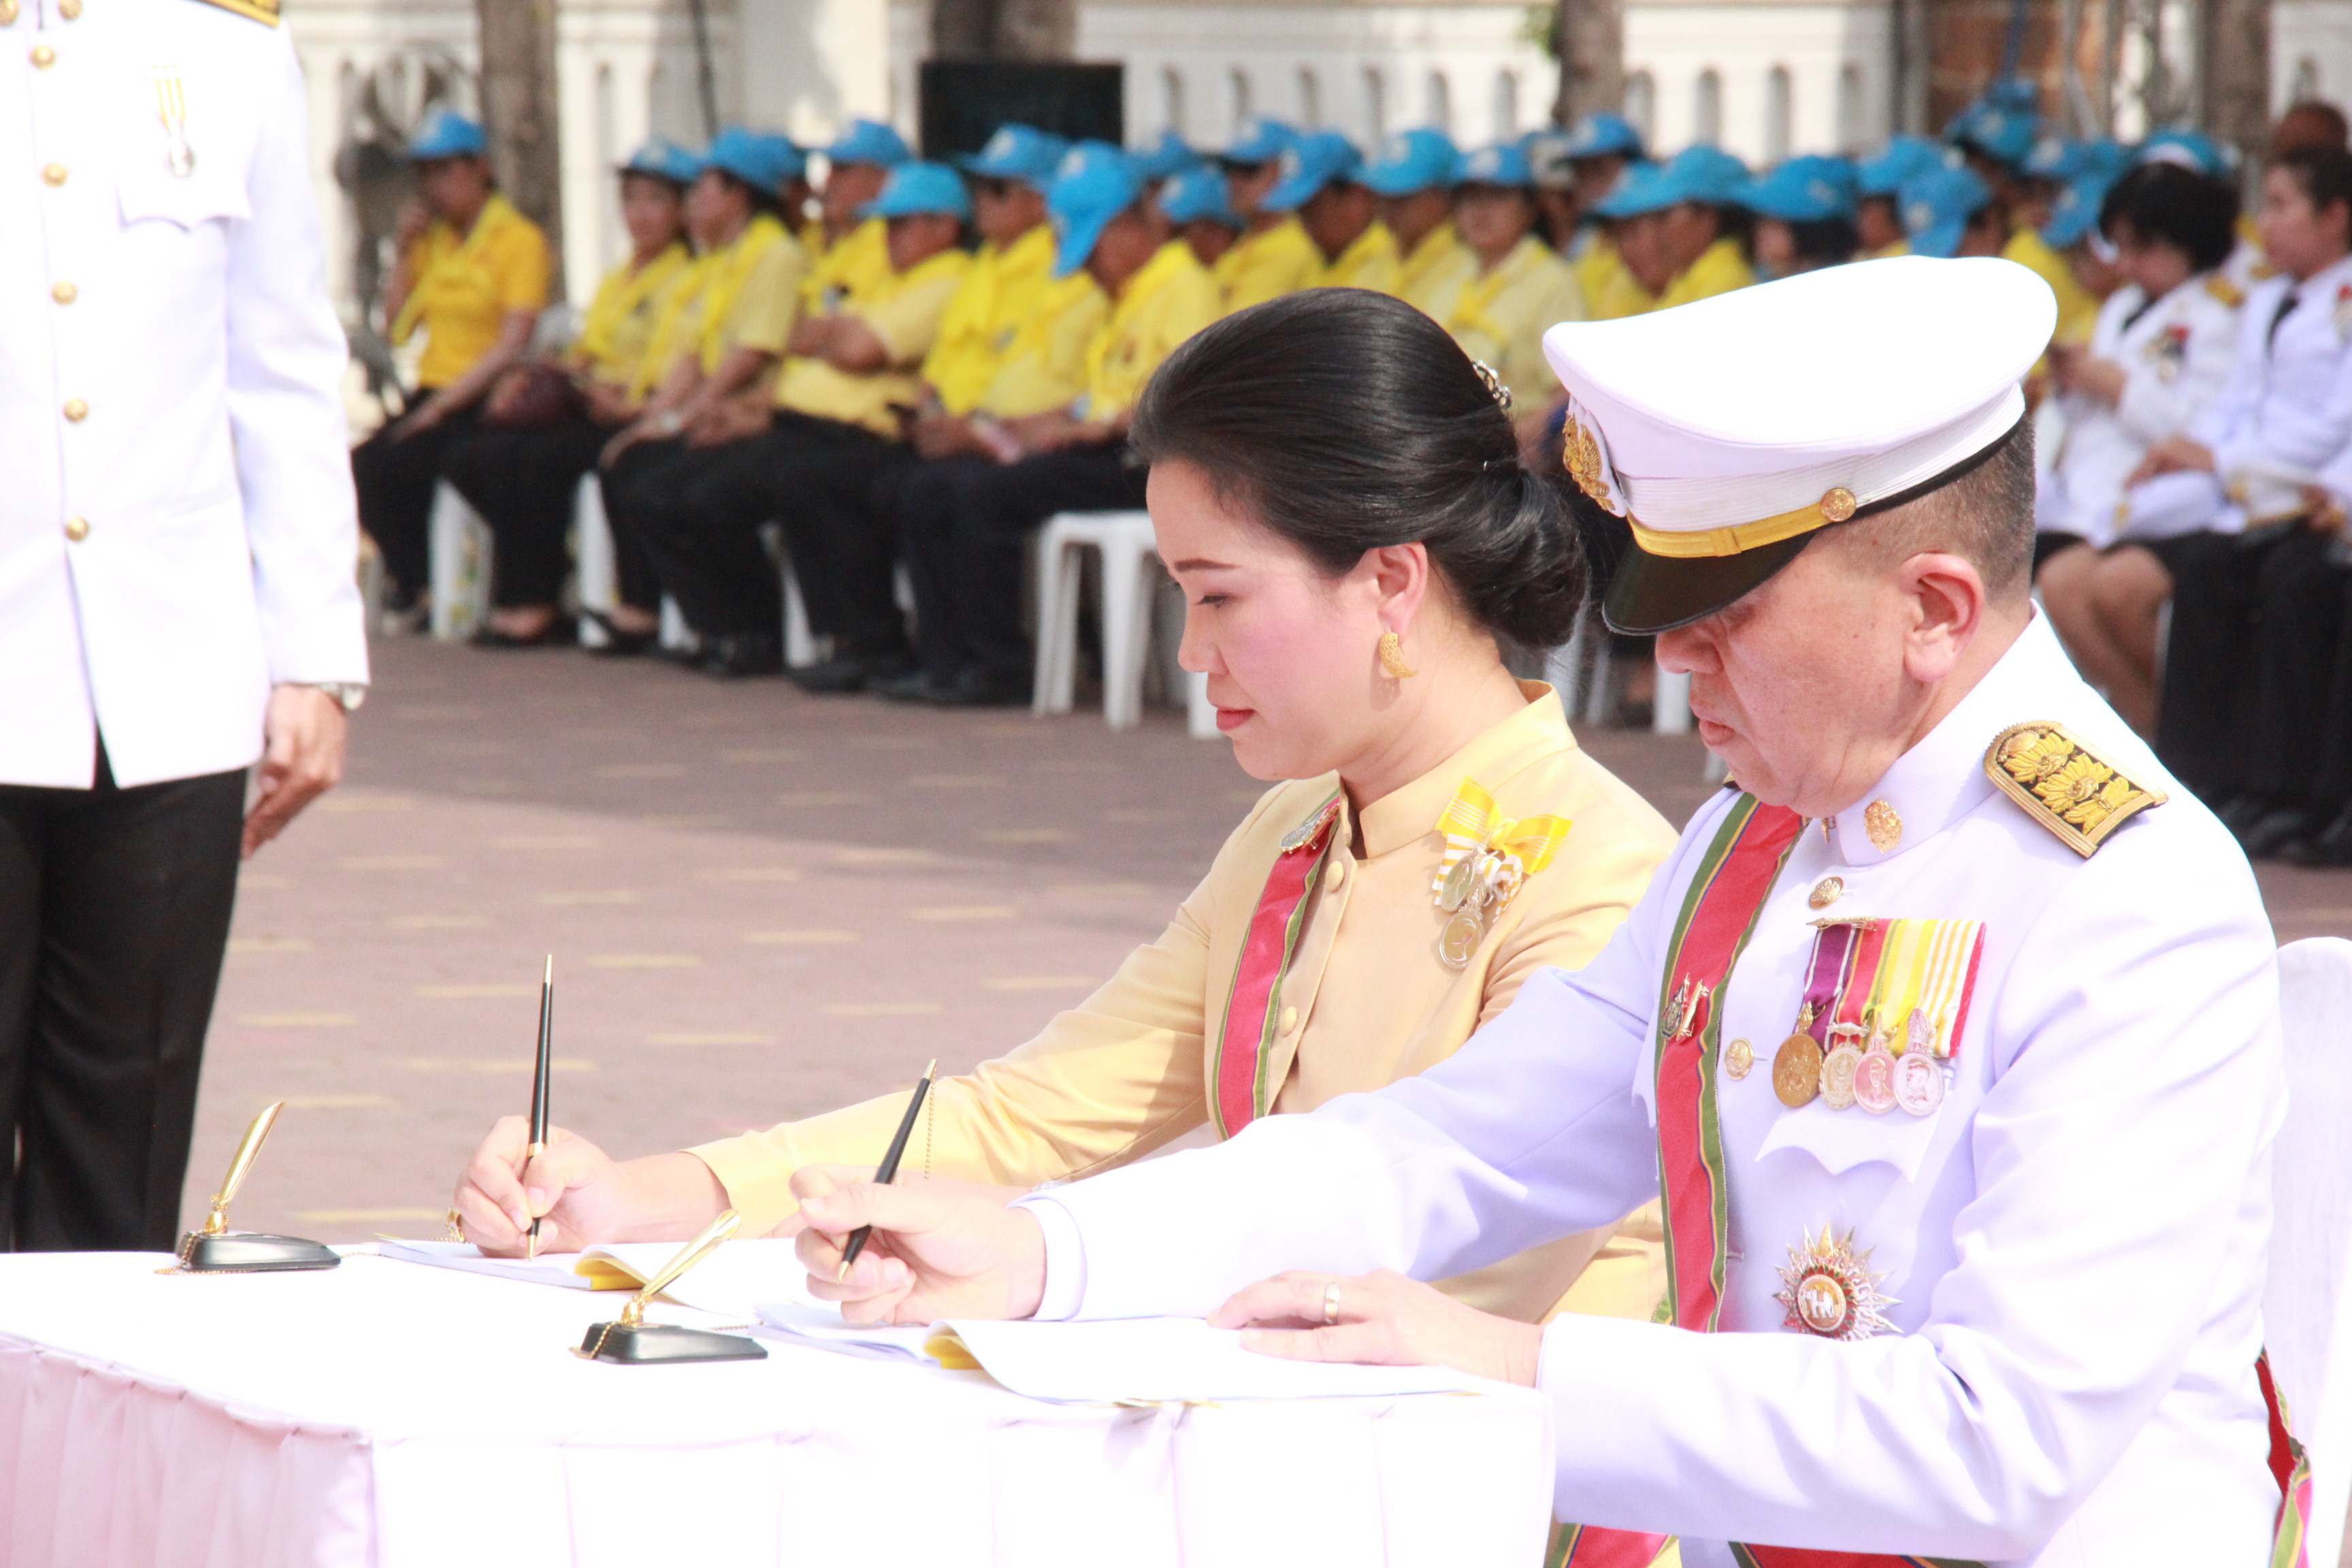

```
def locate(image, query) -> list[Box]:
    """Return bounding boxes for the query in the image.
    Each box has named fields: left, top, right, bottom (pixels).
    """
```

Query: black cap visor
left=1603, top=530, right=1816, bottom=636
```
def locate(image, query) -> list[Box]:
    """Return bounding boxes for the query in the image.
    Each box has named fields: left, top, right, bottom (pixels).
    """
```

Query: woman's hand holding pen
left=792, top=1165, right=1046, bottom=1324
left=452, top=1120, right=728, bottom=1256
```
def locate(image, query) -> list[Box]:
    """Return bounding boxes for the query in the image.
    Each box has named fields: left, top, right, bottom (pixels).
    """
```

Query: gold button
left=58, top=0, right=80, bottom=16
left=41, top=163, right=64, bottom=186
left=1278, top=1005, right=1298, bottom=1036
left=1808, top=875, right=1843, bottom=910
left=31, top=42, right=54, bottom=66
left=1819, top=486, right=1858, bottom=524
left=1326, top=859, right=1345, bottom=888
left=0, top=1, right=20, bottom=25
left=63, top=397, right=86, bottom=421
left=63, top=516, right=88, bottom=542
left=50, top=280, right=75, bottom=304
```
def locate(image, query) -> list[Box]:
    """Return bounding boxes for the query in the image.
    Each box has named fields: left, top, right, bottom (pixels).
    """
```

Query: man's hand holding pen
left=792, top=1166, right=1049, bottom=1324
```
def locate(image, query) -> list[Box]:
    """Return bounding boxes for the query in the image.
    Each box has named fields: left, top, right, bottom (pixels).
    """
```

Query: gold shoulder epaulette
left=2206, top=275, right=2245, bottom=308
left=1984, top=721, right=2167, bottom=857
left=189, top=0, right=279, bottom=24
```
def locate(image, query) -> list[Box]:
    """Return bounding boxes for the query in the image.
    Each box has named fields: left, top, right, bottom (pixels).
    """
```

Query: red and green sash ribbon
left=1554, top=796, right=2311, bottom=1568
left=1210, top=791, right=1341, bottom=1138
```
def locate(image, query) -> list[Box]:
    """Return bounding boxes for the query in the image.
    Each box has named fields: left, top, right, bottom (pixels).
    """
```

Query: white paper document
left=751, top=1303, right=1481, bottom=1403
left=376, top=1237, right=817, bottom=1320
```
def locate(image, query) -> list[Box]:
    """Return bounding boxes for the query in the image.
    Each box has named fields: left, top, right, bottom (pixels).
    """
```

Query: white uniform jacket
left=1022, top=615, right=2284, bottom=1568
left=1, top=0, right=365, bottom=789
left=2044, top=274, right=2239, bottom=549
left=2132, top=252, right=2352, bottom=540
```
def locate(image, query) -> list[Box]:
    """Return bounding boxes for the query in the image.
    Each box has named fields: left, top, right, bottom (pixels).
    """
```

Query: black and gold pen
left=837, top=1058, right=936, bottom=1281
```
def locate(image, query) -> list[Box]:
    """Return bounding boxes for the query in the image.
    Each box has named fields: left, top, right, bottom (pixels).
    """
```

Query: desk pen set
left=172, top=1100, right=340, bottom=1273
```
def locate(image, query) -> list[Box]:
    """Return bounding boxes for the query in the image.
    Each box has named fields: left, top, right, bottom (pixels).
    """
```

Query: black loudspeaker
left=920, top=61, right=1125, bottom=159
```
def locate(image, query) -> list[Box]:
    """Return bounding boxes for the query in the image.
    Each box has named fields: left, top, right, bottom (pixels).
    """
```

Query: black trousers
left=898, top=444, right=1149, bottom=684
left=2155, top=528, right=2285, bottom=801
left=0, top=751, right=244, bottom=1251
left=444, top=416, right=658, bottom=611
left=645, top=413, right=913, bottom=650
left=2240, top=528, right=2351, bottom=804
left=352, top=403, right=480, bottom=602
left=602, top=436, right=776, bottom=638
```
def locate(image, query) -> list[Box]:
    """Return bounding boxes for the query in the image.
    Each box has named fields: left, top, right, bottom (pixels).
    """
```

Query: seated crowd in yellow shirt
left=451, top=286, right=1680, bottom=1336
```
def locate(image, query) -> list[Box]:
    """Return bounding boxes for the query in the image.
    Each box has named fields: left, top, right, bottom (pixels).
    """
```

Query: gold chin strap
left=1627, top=485, right=1859, bottom=559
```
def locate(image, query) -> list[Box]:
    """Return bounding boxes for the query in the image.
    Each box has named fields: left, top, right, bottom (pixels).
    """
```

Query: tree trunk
left=476, top=0, right=564, bottom=299
left=932, top=0, right=1076, bottom=61
left=2201, top=0, right=2270, bottom=169
left=1551, top=0, right=1625, bottom=126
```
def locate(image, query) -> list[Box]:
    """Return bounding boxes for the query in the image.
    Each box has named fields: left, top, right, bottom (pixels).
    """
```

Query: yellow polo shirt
left=1444, top=235, right=1586, bottom=410
left=627, top=215, right=810, bottom=397
left=1399, top=220, right=1477, bottom=322
left=1212, top=214, right=1322, bottom=314
left=774, top=247, right=973, bottom=437
left=922, top=224, right=1062, bottom=415
left=803, top=216, right=892, bottom=312
left=2004, top=225, right=2100, bottom=346
left=1082, top=240, right=1222, bottom=421
left=394, top=193, right=552, bottom=389
left=974, top=272, right=1109, bottom=419
left=574, top=242, right=692, bottom=386
left=1575, top=232, right=1655, bottom=321
left=1656, top=236, right=1753, bottom=310
left=1316, top=220, right=1403, bottom=295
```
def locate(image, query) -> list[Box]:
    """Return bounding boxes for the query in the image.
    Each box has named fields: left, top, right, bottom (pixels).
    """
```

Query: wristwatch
left=291, top=681, right=368, bottom=713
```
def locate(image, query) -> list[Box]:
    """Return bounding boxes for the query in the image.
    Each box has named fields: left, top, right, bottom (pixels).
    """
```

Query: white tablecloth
left=0, top=1252, right=1554, bottom=1567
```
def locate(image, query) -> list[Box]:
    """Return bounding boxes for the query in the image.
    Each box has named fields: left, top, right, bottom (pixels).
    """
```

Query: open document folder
left=753, top=1303, right=1486, bottom=1404
left=374, top=1237, right=816, bottom=1319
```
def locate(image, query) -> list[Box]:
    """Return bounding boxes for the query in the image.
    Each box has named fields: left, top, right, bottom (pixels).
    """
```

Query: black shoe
left=786, top=651, right=914, bottom=694
left=696, top=633, right=784, bottom=678
left=470, top=617, right=576, bottom=649
left=2240, top=806, right=2323, bottom=860
left=926, top=667, right=1030, bottom=708
left=2282, top=804, right=2352, bottom=867
left=581, top=610, right=658, bottom=658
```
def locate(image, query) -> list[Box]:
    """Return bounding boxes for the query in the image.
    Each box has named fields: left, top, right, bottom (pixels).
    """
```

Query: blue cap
left=958, top=123, right=1069, bottom=186
left=1857, top=133, right=1948, bottom=197
left=1159, top=162, right=1240, bottom=227
left=2138, top=127, right=2234, bottom=178
left=1900, top=163, right=1994, bottom=259
left=1563, top=111, right=1644, bottom=161
left=861, top=160, right=973, bottom=221
left=704, top=127, right=804, bottom=192
left=1454, top=140, right=1534, bottom=189
left=2022, top=135, right=2093, bottom=181
left=1047, top=141, right=1145, bottom=276
left=1590, top=159, right=1665, bottom=217
left=1132, top=129, right=1196, bottom=183
left=825, top=118, right=911, bottom=169
left=1594, top=143, right=1746, bottom=215
left=1945, top=91, right=2041, bottom=168
left=1260, top=130, right=1364, bottom=212
left=1222, top=116, right=1299, bottom=166
left=407, top=108, right=487, bottom=163
left=1362, top=127, right=1460, bottom=196
left=2041, top=173, right=2115, bottom=250
left=619, top=136, right=702, bottom=186
left=1739, top=154, right=1858, bottom=222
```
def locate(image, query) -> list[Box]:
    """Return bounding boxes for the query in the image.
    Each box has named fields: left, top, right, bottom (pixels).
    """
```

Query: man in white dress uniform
left=790, top=258, right=2300, bottom=1567
left=0, top=0, right=365, bottom=1248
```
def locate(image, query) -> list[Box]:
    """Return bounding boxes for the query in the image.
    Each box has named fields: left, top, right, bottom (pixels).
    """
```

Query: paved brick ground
left=192, top=634, right=2352, bottom=1243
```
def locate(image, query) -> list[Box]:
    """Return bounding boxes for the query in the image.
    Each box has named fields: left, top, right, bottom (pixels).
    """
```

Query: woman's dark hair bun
left=1128, top=289, right=1588, bottom=654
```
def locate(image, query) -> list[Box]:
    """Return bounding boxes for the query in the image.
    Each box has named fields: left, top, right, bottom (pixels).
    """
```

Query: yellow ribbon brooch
left=1429, top=779, right=1571, bottom=970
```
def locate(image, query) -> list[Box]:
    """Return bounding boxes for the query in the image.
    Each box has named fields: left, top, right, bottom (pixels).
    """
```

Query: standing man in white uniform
left=792, top=259, right=2300, bottom=1566
left=0, top=0, right=365, bottom=1249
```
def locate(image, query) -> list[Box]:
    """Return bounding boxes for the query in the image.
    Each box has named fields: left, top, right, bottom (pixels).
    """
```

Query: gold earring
left=1378, top=631, right=1417, bottom=679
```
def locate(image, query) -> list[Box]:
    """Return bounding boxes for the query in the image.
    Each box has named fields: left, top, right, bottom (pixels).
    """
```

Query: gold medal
left=1438, top=853, right=1479, bottom=912
left=1661, top=977, right=1693, bottom=1041
left=1772, top=1033, right=1823, bottom=1107
left=1854, top=1047, right=1898, bottom=1114
left=1438, top=905, right=1487, bottom=969
left=1820, top=1042, right=1863, bottom=1110
left=1724, top=1037, right=1754, bottom=1080
left=1893, top=1049, right=1945, bottom=1117
left=1774, top=1226, right=1898, bottom=1340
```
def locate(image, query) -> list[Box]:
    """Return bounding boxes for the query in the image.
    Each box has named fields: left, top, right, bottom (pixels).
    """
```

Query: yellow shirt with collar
left=1445, top=235, right=1588, bottom=411
left=689, top=685, right=1680, bottom=1324
left=627, top=214, right=808, bottom=399
left=773, top=247, right=973, bottom=437
left=395, top=193, right=552, bottom=389
left=2004, top=224, right=2100, bottom=346
left=1316, top=220, right=1404, bottom=295
left=1575, top=232, right=1656, bottom=321
left=974, top=271, right=1109, bottom=419
left=573, top=242, right=692, bottom=386
left=1656, top=235, right=1753, bottom=310
left=1399, top=219, right=1478, bottom=321
left=1212, top=214, right=1323, bottom=314
left=802, top=216, right=892, bottom=313
left=1081, top=240, right=1222, bottom=422
left=1864, top=238, right=1911, bottom=261
left=922, top=224, right=1062, bottom=415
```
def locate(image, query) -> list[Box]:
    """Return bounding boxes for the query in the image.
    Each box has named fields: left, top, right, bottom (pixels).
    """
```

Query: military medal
left=1439, top=906, right=1486, bottom=968
left=1819, top=1036, right=1863, bottom=1110
left=1774, top=1226, right=1898, bottom=1340
left=1854, top=1045, right=1898, bottom=1114
left=1773, top=1031, right=1823, bottom=1107
left=1724, top=1037, right=1754, bottom=1080
left=1428, top=779, right=1571, bottom=973
left=154, top=68, right=197, bottom=179
left=1893, top=1048, right=1945, bottom=1116
left=1439, top=853, right=1480, bottom=912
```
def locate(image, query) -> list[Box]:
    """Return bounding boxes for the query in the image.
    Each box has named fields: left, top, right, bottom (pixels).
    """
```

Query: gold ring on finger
left=1322, top=1281, right=1342, bottom=1326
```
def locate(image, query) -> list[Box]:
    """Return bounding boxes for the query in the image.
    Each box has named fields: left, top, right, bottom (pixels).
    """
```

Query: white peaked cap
left=1541, top=256, right=2058, bottom=633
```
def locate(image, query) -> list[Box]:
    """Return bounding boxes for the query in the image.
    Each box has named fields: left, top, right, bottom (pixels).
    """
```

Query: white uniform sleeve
left=2113, top=291, right=2238, bottom=447
left=2187, top=280, right=2276, bottom=451
left=225, top=31, right=367, bottom=687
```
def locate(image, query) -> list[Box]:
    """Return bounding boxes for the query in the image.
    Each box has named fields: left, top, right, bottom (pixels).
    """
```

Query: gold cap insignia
left=1984, top=721, right=2168, bottom=857
left=1820, top=487, right=1857, bottom=523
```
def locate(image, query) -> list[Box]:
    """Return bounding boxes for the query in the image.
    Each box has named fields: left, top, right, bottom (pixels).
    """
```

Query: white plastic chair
left=2268, top=935, right=2352, bottom=1562
left=427, top=480, right=492, bottom=640
left=572, top=475, right=696, bottom=654
left=1033, top=510, right=1213, bottom=734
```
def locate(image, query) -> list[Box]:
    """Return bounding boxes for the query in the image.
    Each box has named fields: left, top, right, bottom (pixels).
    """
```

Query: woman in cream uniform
left=452, top=290, right=1677, bottom=1326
